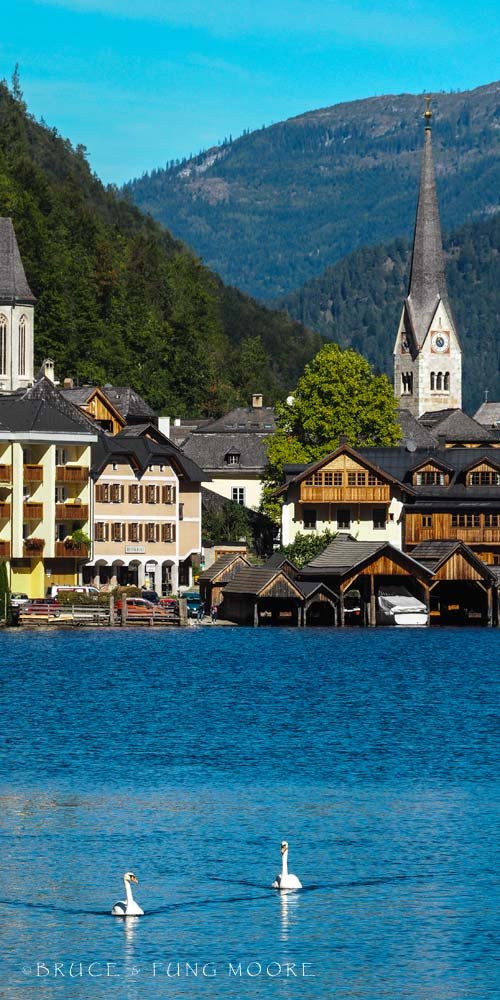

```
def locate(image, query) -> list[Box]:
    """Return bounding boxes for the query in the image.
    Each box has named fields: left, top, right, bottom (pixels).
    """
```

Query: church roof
left=419, top=408, right=493, bottom=442
left=473, top=401, right=500, bottom=429
left=0, top=218, right=36, bottom=305
left=404, top=124, right=455, bottom=348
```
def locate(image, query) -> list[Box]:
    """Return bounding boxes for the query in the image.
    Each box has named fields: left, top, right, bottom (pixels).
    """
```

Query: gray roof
left=404, top=127, right=455, bottom=348
left=397, top=408, right=438, bottom=448
left=473, top=402, right=500, bottom=428
left=0, top=218, right=36, bottom=305
left=92, top=430, right=205, bottom=481
left=203, top=405, right=276, bottom=433
left=0, top=394, right=97, bottom=438
left=100, top=386, right=155, bottom=420
left=183, top=430, right=270, bottom=473
left=198, top=553, right=249, bottom=582
left=224, top=566, right=302, bottom=597
left=296, top=580, right=338, bottom=600
left=60, top=386, right=97, bottom=407
left=419, top=408, right=492, bottom=442
left=262, top=553, right=299, bottom=572
left=301, top=533, right=433, bottom=579
left=23, top=376, right=98, bottom=431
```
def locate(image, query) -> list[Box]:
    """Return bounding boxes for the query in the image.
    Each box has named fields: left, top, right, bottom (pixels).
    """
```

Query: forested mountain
left=0, top=80, right=322, bottom=416
left=276, top=213, right=500, bottom=413
left=126, top=83, right=500, bottom=301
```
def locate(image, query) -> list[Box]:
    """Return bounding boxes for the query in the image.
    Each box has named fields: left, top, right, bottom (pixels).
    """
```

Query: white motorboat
left=377, top=586, right=429, bottom=626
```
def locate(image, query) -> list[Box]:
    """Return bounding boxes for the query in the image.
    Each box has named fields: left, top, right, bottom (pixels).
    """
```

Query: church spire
left=405, top=97, right=450, bottom=347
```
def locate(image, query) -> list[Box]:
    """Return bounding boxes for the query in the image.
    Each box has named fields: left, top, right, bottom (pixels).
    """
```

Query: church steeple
left=405, top=97, right=452, bottom=348
left=0, top=218, right=35, bottom=392
left=393, top=99, right=462, bottom=417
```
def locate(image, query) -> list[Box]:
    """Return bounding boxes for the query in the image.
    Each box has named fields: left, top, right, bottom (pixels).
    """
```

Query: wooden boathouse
left=198, top=552, right=250, bottom=612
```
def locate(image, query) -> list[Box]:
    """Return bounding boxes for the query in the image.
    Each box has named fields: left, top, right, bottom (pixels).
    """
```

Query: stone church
left=393, top=100, right=462, bottom=419
left=0, top=218, right=35, bottom=393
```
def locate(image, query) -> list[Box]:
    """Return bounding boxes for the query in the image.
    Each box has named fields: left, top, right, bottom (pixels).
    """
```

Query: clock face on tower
left=431, top=331, right=450, bottom=354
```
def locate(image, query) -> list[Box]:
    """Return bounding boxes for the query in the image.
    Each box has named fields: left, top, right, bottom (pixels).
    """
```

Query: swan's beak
left=281, top=844, right=287, bottom=855
left=130, top=875, right=139, bottom=884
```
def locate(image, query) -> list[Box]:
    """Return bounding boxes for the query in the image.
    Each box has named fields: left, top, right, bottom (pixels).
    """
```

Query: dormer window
left=413, top=468, right=448, bottom=486
left=467, top=469, right=500, bottom=487
left=225, top=451, right=240, bottom=466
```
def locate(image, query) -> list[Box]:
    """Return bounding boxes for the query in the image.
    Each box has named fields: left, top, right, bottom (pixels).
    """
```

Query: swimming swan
left=271, top=841, right=302, bottom=890
left=111, top=872, right=144, bottom=916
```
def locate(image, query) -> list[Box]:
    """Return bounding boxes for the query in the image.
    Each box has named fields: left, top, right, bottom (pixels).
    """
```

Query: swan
left=271, top=840, right=302, bottom=890
left=111, top=872, right=144, bottom=916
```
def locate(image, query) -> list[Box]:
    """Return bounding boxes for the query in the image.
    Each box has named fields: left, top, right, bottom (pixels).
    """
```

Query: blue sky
left=2, top=0, right=499, bottom=185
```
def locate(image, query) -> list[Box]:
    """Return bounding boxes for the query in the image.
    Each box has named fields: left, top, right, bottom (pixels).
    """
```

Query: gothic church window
left=444, top=373, right=450, bottom=391
left=0, top=316, right=7, bottom=375
left=18, top=315, right=27, bottom=376
left=436, top=372, right=443, bottom=390
left=401, top=372, right=413, bottom=395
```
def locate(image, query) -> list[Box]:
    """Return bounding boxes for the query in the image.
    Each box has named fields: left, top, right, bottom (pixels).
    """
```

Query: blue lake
left=0, top=626, right=498, bottom=999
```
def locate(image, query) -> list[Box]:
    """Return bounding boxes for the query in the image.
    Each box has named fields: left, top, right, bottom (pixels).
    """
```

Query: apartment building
left=87, top=425, right=205, bottom=594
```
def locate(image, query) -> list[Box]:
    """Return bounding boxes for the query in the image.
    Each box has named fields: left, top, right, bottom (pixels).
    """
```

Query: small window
left=305, top=476, right=313, bottom=486
left=368, top=473, right=378, bottom=486
left=401, top=372, right=413, bottom=395
left=337, top=508, right=351, bottom=529
left=303, top=508, right=317, bottom=529
left=373, top=507, right=386, bottom=530
left=484, top=514, right=499, bottom=527
left=56, top=523, right=66, bottom=541
left=313, top=472, right=322, bottom=486
left=231, top=487, right=245, bottom=505
left=324, top=472, right=333, bottom=486
left=357, top=472, right=366, bottom=486
left=333, top=472, right=343, bottom=486
left=225, top=453, right=240, bottom=465
left=347, top=472, right=356, bottom=486
left=56, top=448, right=67, bottom=466
left=422, top=514, right=433, bottom=527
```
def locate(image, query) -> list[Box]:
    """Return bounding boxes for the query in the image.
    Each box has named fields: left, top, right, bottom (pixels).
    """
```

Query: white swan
left=111, top=872, right=144, bottom=916
left=271, top=840, right=302, bottom=890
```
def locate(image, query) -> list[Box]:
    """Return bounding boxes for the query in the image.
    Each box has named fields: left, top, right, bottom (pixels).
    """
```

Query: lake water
left=0, top=626, right=498, bottom=999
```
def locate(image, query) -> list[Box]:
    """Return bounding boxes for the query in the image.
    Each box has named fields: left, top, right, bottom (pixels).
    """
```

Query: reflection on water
left=0, top=626, right=498, bottom=999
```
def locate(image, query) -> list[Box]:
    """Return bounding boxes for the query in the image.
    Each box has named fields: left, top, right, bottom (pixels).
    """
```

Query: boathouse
left=409, top=540, right=498, bottom=626
left=222, top=567, right=306, bottom=626
left=198, top=552, right=251, bottom=612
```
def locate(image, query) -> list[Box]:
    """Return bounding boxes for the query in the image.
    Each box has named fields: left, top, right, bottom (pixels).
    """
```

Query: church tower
left=0, top=218, right=36, bottom=393
left=393, top=99, right=462, bottom=417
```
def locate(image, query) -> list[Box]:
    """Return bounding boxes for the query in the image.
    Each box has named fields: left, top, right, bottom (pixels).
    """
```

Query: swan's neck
left=125, top=880, right=135, bottom=906
left=281, top=850, right=289, bottom=879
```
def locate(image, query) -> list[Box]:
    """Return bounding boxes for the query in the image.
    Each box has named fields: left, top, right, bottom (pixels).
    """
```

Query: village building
left=0, top=218, right=36, bottom=395
left=0, top=385, right=96, bottom=598
left=181, top=394, right=276, bottom=509
left=87, top=425, right=205, bottom=594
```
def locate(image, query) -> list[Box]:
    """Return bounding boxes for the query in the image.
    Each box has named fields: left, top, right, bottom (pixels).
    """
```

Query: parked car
left=184, top=591, right=203, bottom=618
left=47, top=585, right=100, bottom=598
left=21, top=598, right=61, bottom=618
left=10, top=592, right=29, bottom=609
left=116, top=597, right=171, bottom=622
left=140, top=590, right=160, bottom=604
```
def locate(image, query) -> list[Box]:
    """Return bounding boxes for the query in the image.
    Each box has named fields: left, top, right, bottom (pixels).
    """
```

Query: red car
left=115, top=597, right=171, bottom=622
left=21, top=598, right=61, bottom=618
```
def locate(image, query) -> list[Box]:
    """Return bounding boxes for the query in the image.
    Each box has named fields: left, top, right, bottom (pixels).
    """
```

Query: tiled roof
left=0, top=218, right=36, bottom=304
left=262, top=553, right=299, bottom=572
left=0, top=395, right=97, bottom=438
left=397, top=408, right=438, bottom=448
left=204, top=406, right=276, bottom=433
left=92, top=431, right=205, bottom=481
left=300, top=533, right=433, bottom=579
left=409, top=540, right=496, bottom=578
left=224, top=566, right=303, bottom=597
left=23, top=377, right=97, bottom=431
left=419, top=408, right=493, bottom=442
left=183, top=430, right=269, bottom=473
left=100, top=386, right=155, bottom=419
left=198, top=553, right=249, bottom=582
left=473, top=402, right=500, bottom=428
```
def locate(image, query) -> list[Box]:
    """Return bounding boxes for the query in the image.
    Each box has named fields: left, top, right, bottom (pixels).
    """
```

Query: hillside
left=0, top=81, right=322, bottom=416
left=276, top=213, right=500, bottom=413
left=126, top=83, right=500, bottom=301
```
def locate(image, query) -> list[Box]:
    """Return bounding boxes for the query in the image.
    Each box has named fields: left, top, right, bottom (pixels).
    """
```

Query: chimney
left=252, top=393, right=263, bottom=408
left=174, top=417, right=181, bottom=427
left=43, top=359, right=55, bottom=384
left=158, top=415, right=171, bottom=438
left=339, top=434, right=348, bottom=445
left=63, top=377, right=74, bottom=390
left=437, top=433, right=447, bottom=450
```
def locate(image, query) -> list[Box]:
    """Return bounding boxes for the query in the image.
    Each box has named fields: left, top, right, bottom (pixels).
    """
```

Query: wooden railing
left=0, top=502, right=10, bottom=518
left=0, top=540, right=10, bottom=557
left=23, top=464, right=43, bottom=482
left=56, top=466, right=89, bottom=483
left=0, top=465, right=11, bottom=482
left=55, top=541, right=90, bottom=558
left=299, top=485, right=391, bottom=503
left=55, top=503, right=88, bottom=520
left=23, top=502, right=43, bottom=520
left=23, top=538, right=45, bottom=555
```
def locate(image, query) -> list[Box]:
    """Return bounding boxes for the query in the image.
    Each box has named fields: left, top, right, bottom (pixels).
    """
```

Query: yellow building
left=0, top=385, right=97, bottom=598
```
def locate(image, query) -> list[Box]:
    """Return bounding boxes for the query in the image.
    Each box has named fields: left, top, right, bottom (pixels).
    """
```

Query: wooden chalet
left=198, top=552, right=250, bottom=612
left=299, top=533, right=433, bottom=626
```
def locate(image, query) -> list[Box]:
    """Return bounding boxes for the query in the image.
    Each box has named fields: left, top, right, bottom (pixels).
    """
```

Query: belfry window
left=444, top=373, right=450, bottom=391
left=0, top=315, right=7, bottom=375
left=401, top=372, right=413, bottom=395
left=436, top=372, right=443, bottom=391
left=18, top=315, right=27, bottom=376
left=430, top=373, right=435, bottom=390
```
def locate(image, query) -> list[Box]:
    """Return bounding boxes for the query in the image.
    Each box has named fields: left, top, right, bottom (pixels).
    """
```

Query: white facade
left=202, top=474, right=263, bottom=510
left=394, top=300, right=462, bottom=417
left=0, top=304, right=34, bottom=393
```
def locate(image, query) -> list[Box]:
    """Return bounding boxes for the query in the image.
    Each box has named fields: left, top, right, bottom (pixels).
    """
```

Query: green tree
left=280, top=529, right=338, bottom=568
left=261, top=343, right=400, bottom=521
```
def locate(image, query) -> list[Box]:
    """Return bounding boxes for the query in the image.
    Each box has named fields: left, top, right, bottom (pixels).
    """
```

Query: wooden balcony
left=56, top=466, right=89, bottom=483
left=55, top=540, right=90, bottom=558
left=405, top=515, right=500, bottom=546
left=299, top=485, right=391, bottom=503
left=0, top=540, right=10, bottom=557
left=23, top=502, right=43, bottom=520
left=0, top=502, right=10, bottom=519
left=0, top=465, right=11, bottom=483
left=23, top=537, right=45, bottom=556
left=24, top=464, right=43, bottom=482
left=55, top=503, right=88, bottom=520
